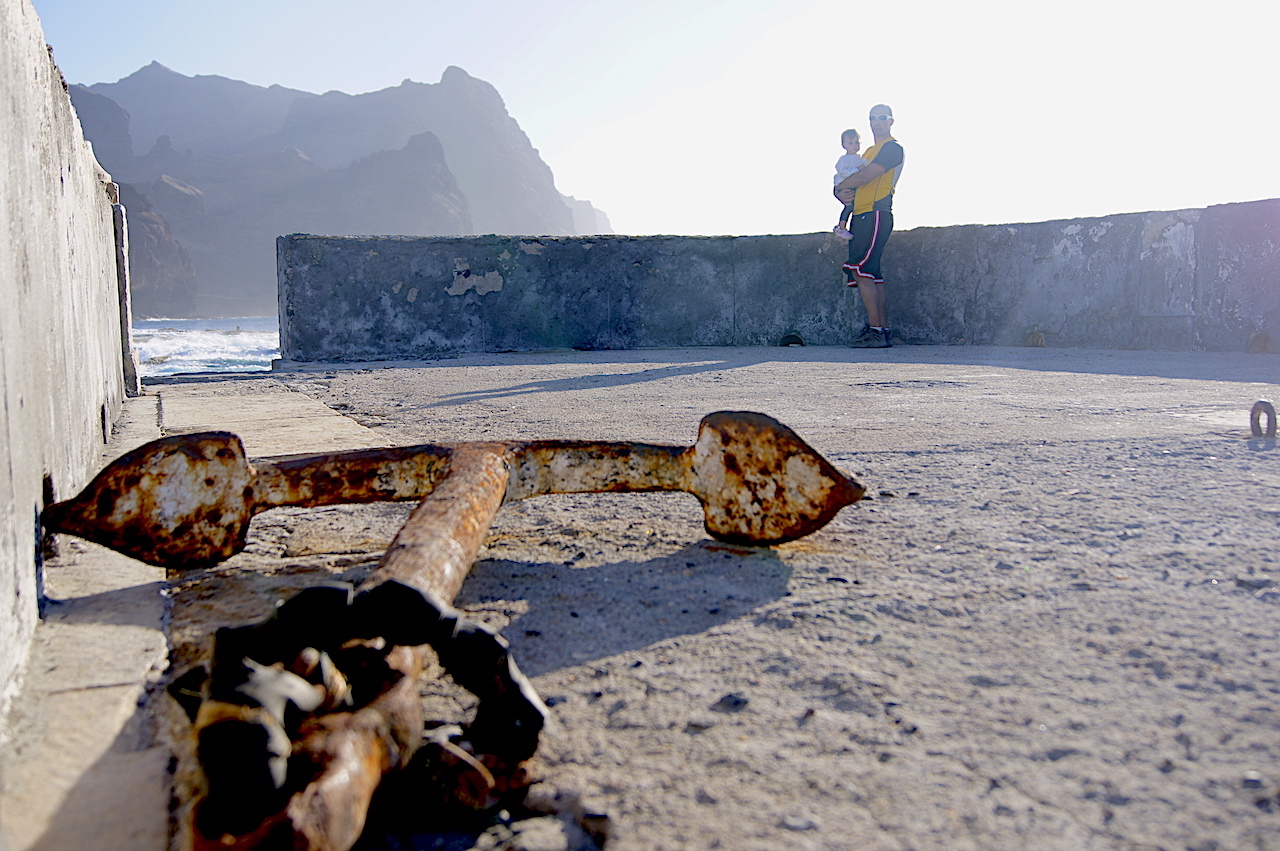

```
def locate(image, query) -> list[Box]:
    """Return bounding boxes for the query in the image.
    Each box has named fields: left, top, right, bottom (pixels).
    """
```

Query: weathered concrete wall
left=279, top=199, right=1279, bottom=362
left=889, top=201, right=1280, bottom=349
left=279, top=233, right=857, bottom=360
left=0, top=0, right=130, bottom=726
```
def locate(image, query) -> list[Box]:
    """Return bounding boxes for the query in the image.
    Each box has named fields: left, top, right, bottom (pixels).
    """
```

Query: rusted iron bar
left=507, top=411, right=862, bottom=545
left=371, top=443, right=508, bottom=603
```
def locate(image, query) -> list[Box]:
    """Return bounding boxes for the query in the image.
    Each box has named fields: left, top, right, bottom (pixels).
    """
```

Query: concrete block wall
left=0, top=0, right=130, bottom=725
left=279, top=200, right=1279, bottom=362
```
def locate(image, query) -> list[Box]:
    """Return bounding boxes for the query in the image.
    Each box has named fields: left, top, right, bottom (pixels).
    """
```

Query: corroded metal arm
left=253, top=444, right=454, bottom=510
left=507, top=412, right=861, bottom=544
left=368, top=444, right=508, bottom=604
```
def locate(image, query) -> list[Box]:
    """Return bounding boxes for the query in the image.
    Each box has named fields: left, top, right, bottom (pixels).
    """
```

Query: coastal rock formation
left=562, top=193, right=615, bottom=235
left=269, top=67, right=575, bottom=236
left=69, top=64, right=609, bottom=316
left=116, top=182, right=197, bottom=318
left=65, top=83, right=134, bottom=169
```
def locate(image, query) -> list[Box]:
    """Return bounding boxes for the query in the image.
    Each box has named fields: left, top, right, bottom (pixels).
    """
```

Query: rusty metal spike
left=42, top=432, right=254, bottom=569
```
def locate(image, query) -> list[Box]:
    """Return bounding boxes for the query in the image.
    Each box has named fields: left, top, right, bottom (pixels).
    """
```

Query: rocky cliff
left=71, top=64, right=610, bottom=316
left=116, top=182, right=197, bottom=318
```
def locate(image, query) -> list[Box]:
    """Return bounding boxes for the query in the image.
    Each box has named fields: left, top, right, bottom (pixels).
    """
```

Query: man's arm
left=835, top=162, right=886, bottom=192
left=834, top=162, right=885, bottom=203
left=834, top=140, right=903, bottom=201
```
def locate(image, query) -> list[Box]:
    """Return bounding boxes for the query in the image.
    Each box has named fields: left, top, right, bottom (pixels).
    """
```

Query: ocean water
left=133, top=316, right=279, bottom=376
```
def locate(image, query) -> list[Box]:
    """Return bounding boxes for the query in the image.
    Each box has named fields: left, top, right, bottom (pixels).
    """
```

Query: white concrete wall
left=0, top=0, right=128, bottom=728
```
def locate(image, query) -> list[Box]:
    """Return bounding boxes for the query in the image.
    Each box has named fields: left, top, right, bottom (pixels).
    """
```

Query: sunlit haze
left=30, top=0, right=1279, bottom=236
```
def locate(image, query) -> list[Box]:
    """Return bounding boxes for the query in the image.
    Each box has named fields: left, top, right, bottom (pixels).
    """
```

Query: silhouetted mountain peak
left=403, top=131, right=445, bottom=156
left=73, top=63, right=611, bottom=316
left=130, top=60, right=179, bottom=79
left=90, top=65, right=315, bottom=160
left=437, top=65, right=506, bottom=108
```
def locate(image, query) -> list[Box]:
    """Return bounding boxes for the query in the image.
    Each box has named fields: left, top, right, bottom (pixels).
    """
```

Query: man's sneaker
left=853, top=327, right=892, bottom=348
left=849, top=325, right=877, bottom=347
left=833, top=226, right=853, bottom=240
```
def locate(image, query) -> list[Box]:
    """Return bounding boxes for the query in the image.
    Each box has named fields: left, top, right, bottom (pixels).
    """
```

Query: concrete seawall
left=278, top=199, right=1279, bottom=362
left=0, top=0, right=133, bottom=725
left=891, top=201, right=1280, bottom=350
left=278, top=233, right=859, bottom=360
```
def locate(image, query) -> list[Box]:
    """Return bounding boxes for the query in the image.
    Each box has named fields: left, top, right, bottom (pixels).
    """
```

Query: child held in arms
left=831, top=128, right=865, bottom=240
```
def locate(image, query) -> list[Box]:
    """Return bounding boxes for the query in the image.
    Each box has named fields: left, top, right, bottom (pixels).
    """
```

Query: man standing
left=834, top=105, right=904, bottom=348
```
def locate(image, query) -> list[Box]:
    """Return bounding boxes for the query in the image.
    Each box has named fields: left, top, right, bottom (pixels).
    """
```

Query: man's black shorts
left=843, top=210, right=894, bottom=284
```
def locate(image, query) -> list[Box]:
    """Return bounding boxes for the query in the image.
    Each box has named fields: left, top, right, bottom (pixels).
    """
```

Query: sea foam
left=133, top=317, right=279, bottom=376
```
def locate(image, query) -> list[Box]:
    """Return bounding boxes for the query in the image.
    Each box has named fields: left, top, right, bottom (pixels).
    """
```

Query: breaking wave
left=133, top=317, right=279, bottom=376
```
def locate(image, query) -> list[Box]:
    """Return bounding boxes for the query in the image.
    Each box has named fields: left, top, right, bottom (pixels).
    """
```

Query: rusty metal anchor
left=44, top=411, right=863, bottom=850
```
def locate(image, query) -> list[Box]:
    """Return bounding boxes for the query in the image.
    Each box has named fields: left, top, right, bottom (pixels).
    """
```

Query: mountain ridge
left=72, top=64, right=610, bottom=317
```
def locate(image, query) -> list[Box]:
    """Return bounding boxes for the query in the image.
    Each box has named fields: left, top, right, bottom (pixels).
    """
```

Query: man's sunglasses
left=869, top=114, right=892, bottom=121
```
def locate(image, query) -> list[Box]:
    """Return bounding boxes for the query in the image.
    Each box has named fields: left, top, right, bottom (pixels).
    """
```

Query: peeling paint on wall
left=446, top=258, right=504, bottom=296
left=1052, top=224, right=1085, bottom=260
left=1141, top=220, right=1195, bottom=264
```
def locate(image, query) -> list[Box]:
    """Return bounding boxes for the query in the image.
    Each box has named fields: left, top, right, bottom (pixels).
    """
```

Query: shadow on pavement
left=458, top=540, right=792, bottom=678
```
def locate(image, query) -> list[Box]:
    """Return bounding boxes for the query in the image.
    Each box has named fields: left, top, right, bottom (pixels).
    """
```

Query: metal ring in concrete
left=1251, top=400, right=1277, bottom=438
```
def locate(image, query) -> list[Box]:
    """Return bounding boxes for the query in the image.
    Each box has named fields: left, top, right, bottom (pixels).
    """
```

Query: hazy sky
left=31, top=0, right=1279, bottom=236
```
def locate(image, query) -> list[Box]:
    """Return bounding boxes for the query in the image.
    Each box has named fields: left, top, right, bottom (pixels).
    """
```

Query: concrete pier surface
left=7, top=345, right=1279, bottom=850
